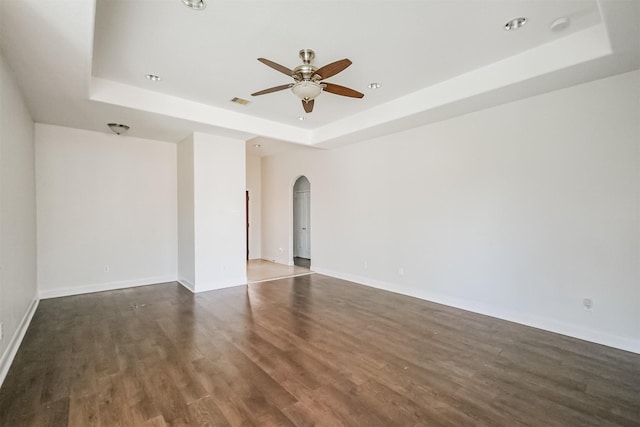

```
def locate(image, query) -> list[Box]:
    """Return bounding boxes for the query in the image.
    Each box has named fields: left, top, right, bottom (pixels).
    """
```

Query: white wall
left=246, top=152, right=261, bottom=260
left=177, top=133, right=247, bottom=292
left=262, top=70, right=640, bottom=353
left=0, top=53, right=38, bottom=384
left=177, top=135, right=195, bottom=287
left=193, top=133, right=247, bottom=290
left=36, top=124, right=178, bottom=298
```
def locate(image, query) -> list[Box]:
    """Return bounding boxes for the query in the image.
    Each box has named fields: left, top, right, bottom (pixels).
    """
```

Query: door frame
left=289, top=175, right=311, bottom=266
left=246, top=190, right=249, bottom=260
left=293, top=189, right=310, bottom=259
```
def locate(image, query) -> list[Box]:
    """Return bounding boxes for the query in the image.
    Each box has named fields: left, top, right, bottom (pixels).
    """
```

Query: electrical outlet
left=278, top=248, right=284, bottom=253
left=103, top=265, right=110, bottom=273
left=364, top=261, right=368, bottom=270
left=398, top=267, right=404, bottom=276
left=583, top=298, right=594, bottom=312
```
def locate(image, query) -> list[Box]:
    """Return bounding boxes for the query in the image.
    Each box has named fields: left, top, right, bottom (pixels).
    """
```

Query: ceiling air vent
left=231, top=97, right=250, bottom=105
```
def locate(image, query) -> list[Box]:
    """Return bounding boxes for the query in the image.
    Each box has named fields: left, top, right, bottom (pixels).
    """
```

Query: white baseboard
left=38, top=276, right=178, bottom=299
left=312, top=266, right=640, bottom=355
left=178, top=277, right=248, bottom=293
left=261, top=254, right=292, bottom=266
left=193, top=276, right=248, bottom=293
left=0, top=298, right=39, bottom=388
left=178, top=279, right=195, bottom=292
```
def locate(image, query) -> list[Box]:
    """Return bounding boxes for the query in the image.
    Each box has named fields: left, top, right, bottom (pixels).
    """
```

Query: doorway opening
left=293, top=176, right=311, bottom=267
left=245, top=190, right=249, bottom=260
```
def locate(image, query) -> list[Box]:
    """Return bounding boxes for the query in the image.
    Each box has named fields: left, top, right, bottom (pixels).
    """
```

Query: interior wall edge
left=312, top=266, right=640, bottom=355
left=38, top=276, right=178, bottom=300
left=177, top=279, right=195, bottom=293
left=0, top=298, right=39, bottom=388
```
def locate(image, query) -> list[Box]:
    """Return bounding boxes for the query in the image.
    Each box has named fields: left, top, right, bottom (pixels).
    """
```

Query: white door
left=294, top=190, right=310, bottom=258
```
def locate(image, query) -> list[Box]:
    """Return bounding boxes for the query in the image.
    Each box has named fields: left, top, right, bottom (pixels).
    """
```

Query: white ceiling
left=1, top=0, right=638, bottom=153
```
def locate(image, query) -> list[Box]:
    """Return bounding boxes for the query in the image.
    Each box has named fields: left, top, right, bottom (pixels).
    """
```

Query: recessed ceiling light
left=145, top=74, right=161, bottom=81
left=182, top=0, right=206, bottom=10
left=504, top=17, right=527, bottom=31
left=368, top=83, right=381, bottom=90
left=550, top=17, right=570, bottom=32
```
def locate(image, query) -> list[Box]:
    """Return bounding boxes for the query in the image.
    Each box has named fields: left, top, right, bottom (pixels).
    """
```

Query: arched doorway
left=293, top=176, right=311, bottom=267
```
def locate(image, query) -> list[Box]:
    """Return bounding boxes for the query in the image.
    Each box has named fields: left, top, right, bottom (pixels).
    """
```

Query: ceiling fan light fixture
left=291, top=81, right=323, bottom=101
left=182, top=0, right=206, bottom=11
left=107, top=123, right=130, bottom=135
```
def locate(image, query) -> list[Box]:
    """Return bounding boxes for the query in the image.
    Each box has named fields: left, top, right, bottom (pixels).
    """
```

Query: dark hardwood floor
left=1, top=274, right=638, bottom=426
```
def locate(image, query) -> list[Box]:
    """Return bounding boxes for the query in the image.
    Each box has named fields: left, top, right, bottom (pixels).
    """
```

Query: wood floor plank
left=33, top=397, right=70, bottom=427
left=0, top=276, right=638, bottom=426
left=281, top=390, right=348, bottom=427
left=68, top=392, right=100, bottom=427
left=97, top=373, right=137, bottom=426
left=187, top=396, right=232, bottom=427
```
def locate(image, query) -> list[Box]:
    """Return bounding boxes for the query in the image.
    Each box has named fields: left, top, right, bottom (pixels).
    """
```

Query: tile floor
left=247, top=259, right=312, bottom=283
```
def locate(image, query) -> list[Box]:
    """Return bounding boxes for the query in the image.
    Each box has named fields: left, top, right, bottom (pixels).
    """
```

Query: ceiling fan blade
left=251, top=84, right=292, bottom=96
left=315, top=59, right=352, bottom=80
left=302, top=99, right=314, bottom=113
left=322, top=82, right=364, bottom=98
left=257, top=58, right=293, bottom=77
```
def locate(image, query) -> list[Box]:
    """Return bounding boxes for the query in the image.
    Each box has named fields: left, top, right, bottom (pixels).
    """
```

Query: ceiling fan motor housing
left=293, top=64, right=319, bottom=82
left=293, top=49, right=321, bottom=81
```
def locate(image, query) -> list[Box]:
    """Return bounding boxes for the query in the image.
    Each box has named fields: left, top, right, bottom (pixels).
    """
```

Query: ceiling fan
left=251, top=49, right=364, bottom=113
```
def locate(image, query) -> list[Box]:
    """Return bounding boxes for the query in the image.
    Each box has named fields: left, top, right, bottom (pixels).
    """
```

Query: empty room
left=1, top=0, right=639, bottom=425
